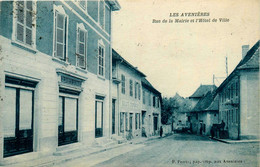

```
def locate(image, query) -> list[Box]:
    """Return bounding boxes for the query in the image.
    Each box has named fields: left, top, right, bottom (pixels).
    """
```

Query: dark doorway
left=95, top=96, right=104, bottom=138
left=58, top=96, right=78, bottom=146
left=112, top=99, right=116, bottom=134
left=153, top=116, right=158, bottom=134
left=4, top=87, right=34, bottom=157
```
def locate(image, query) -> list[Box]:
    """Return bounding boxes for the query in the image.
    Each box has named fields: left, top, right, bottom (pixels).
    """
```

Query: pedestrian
left=160, top=126, right=163, bottom=137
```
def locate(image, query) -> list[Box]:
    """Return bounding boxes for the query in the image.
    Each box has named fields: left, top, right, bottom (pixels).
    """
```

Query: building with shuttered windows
left=0, top=0, right=120, bottom=164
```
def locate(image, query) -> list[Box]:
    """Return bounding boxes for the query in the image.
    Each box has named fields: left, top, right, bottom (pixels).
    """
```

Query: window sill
left=76, top=67, right=88, bottom=74
left=52, top=57, right=69, bottom=66
left=11, top=41, right=37, bottom=54
left=97, top=75, right=106, bottom=81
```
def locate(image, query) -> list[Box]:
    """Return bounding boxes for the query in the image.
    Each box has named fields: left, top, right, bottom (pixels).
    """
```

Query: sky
left=112, top=0, right=259, bottom=98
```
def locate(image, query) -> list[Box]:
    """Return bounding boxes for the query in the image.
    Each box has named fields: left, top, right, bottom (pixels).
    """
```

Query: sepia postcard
left=0, top=0, right=259, bottom=166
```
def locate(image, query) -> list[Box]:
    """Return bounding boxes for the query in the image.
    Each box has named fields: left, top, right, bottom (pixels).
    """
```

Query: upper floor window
left=121, top=75, right=125, bottom=94
left=76, top=24, right=87, bottom=69
left=13, top=1, right=36, bottom=48
left=153, top=96, right=155, bottom=107
left=143, top=90, right=145, bottom=104
left=134, top=82, right=138, bottom=99
left=138, top=83, right=141, bottom=100
left=53, top=6, right=68, bottom=60
left=98, top=40, right=105, bottom=77
left=129, top=79, right=133, bottom=97
left=148, top=93, right=151, bottom=106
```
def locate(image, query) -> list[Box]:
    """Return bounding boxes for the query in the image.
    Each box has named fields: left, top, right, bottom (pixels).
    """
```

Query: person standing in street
left=160, top=126, right=163, bottom=137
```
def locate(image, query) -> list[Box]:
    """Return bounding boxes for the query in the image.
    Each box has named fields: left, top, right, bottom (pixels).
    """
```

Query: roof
left=107, top=0, right=121, bottom=11
left=216, top=40, right=259, bottom=93
left=191, top=91, right=215, bottom=112
left=112, top=49, right=146, bottom=77
left=141, top=78, right=161, bottom=96
left=189, top=85, right=217, bottom=98
left=205, top=94, right=219, bottom=111
left=172, top=93, right=192, bottom=113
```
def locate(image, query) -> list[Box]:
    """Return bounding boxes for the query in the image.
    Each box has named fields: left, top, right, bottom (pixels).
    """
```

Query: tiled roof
left=205, top=94, right=219, bottom=111
left=191, top=91, right=215, bottom=112
left=189, top=85, right=217, bottom=98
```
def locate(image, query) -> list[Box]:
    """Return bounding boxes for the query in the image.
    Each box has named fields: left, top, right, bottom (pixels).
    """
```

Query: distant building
left=216, top=41, right=259, bottom=140
left=187, top=85, right=217, bottom=135
left=112, top=49, right=162, bottom=140
left=189, top=85, right=217, bottom=108
left=171, top=93, right=192, bottom=131
left=141, top=78, right=162, bottom=137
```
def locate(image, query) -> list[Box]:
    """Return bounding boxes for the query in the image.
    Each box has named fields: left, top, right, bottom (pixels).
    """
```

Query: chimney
left=242, top=45, right=249, bottom=59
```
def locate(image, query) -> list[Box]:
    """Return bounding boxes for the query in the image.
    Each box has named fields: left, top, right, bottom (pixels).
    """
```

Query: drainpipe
left=109, top=9, right=113, bottom=139
left=238, top=75, right=241, bottom=140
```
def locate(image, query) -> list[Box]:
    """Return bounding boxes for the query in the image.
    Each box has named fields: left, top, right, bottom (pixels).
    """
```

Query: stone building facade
left=112, top=50, right=162, bottom=140
left=216, top=41, right=259, bottom=140
left=0, top=0, right=120, bottom=164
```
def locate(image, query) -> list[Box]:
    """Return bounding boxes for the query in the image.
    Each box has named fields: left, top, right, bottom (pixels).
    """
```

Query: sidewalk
left=3, top=135, right=166, bottom=167
left=210, top=137, right=260, bottom=144
left=3, top=143, right=127, bottom=167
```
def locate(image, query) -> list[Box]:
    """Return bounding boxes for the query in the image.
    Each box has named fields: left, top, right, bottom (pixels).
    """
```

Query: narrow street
left=55, top=134, right=259, bottom=167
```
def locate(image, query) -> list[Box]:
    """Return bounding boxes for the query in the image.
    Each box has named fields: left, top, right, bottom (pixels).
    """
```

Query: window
left=98, top=42, right=105, bottom=77
left=153, top=96, right=155, bottom=107
left=120, top=112, right=124, bottom=132
left=13, top=1, right=36, bottom=47
left=135, top=113, right=138, bottom=130
left=76, top=24, right=87, bottom=68
left=54, top=6, right=68, bottom=60
left=121, top=75, right=125, bottom=94
left=235, top=81, right=238, bottom=96
left=149, top=93, right=151, bottom=106
left=134, top=82, right=137, bottom=99
left=125, top=112, right=128, bottom=131
left=138, top=83, right=141, bottom=100
left=143, top=90, right=145, bottom=104
left=129, top=79, right=133, bottom=97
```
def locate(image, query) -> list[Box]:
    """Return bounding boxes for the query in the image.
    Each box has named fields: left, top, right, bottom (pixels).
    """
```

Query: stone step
left=54, top=143, right=83, bottom=156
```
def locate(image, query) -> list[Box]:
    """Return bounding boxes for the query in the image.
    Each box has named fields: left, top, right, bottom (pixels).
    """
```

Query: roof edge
left=107, top=0, right=121, bottom=11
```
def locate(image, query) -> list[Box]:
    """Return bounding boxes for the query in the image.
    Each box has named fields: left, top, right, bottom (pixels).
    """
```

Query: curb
left=210, top=137, right=260, bottom=144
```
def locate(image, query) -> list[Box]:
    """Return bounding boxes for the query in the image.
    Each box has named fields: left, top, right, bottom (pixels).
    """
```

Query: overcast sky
left=112, top=0, right=259, bottom=98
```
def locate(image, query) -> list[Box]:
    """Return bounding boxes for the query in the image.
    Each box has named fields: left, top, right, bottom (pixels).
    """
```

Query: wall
left=240, top=71, right=259, bottom=139
left=117, top=63, right=142, bottom=138
left=0, top=0, right=114, bottom=164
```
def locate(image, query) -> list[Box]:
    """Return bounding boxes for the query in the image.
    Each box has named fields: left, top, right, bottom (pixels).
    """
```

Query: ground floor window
left=58, top=96, right=78, bottom=146
left=125, top=112, right=128, bottom=131
left=120, top=112, right=124, bottom=133
left=129, top=113, right=133, bottom=131
left=135, top=113, right=140, bottom=130
left=3, top=76, right=37, bottom=157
